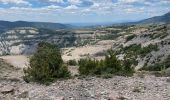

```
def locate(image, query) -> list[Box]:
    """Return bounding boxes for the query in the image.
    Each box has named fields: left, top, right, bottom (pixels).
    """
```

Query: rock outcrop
left=0, top=27, right=76, bottom=55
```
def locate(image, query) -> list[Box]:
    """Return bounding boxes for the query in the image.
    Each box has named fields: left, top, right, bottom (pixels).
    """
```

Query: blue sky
left=0, top=0, right=169, bottom=23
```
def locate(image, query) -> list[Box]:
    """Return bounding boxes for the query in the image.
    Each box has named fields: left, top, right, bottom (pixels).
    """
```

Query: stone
left=54, top=96, right=64, bottom=100
left=2, top=96, right=13, bottom=100
left=107, top=96, right=128, bottom=100
left=1, top=86, right=14, bottom=95
left=18, top=91, right=29, bottom=98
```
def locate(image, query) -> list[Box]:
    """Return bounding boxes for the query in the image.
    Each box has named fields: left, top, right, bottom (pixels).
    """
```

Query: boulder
left=108, top=95, right=128, bottom=100
left=1, top=86, right=14, bottom=95
left=54, top=96, right=64, bottom=100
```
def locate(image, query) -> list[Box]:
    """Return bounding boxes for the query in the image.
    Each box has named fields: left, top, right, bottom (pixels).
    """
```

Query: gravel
left=0, top=75, right=170, bottom=100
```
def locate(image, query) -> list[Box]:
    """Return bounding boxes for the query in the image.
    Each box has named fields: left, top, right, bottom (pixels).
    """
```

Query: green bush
left=78, top=50, right=134, bottom=76
left=23, top=42, right=70, bottom=84
left=123, top=44, right=141, bottom=54
left=121, top=56, right=135, bottom=76
left=67, top=59, right=77, bottom=66
left=78, top=58, right=97, bottom=75
left=104, top=50, right=122, bottom=74
left=126, top=34, right=136, bottom=41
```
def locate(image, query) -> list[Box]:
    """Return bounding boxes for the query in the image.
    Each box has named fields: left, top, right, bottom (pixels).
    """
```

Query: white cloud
left=48, top=0, right=64, bottom=3
left=125, top=8, right=145, bottom=13
left=118, top=0, right=139, bottom=4
left=65, top=5, right=78, bottom=10
left=0, top=0, right=31, bottom=5
left=46, top=5, right=61, bottom=9
left=68, top=0, right=82, bottom=5
left=64, top=5, right=79, bottom=13
left=117, top=0, right=158, bottom=4
left=9, top=5, right=62, bottom=13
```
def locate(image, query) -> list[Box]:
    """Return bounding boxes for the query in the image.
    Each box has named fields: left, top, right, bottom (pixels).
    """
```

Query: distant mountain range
left=137, top=12, right=170, bottom=24
left=0, top=11, right=169, bottom=32
left=0, top=21, right=73, bottom=33
left=128, top=12, right=170, bottom=25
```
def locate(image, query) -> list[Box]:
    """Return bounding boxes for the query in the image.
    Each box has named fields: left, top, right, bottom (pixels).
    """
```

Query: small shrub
left=140, top=65, right=162, bottom=71
left=101, top=74, right=113, bottom=79
left=121, top=57, right=135, bottom=76
left=23, top=42, right=70, bottom=84
left=104, top=50, right=122, bottom=74
left=126, top=34, right=136, bottom=41
left=151, top=71, right=162, bottom=77
left=160, top=66, right=166, bottom=76
left=67, top=59, right=77, bottom=66
left=78, top=58, right=97, bottom=75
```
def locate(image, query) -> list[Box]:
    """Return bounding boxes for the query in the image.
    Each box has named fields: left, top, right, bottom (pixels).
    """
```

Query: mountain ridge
left=0, top=20, right=73, bottom=33
left=137, top=12, right=170, bottom=24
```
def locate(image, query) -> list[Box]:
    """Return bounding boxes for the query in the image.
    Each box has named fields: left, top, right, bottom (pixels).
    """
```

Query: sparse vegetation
left=126, top=34, right=136, bottom=41
left=78, top=50, right=134, bottom=77
left=140, top=55, right=170, bottom=77
left=140, top=55, right=170, bottom=72
left=139, top=44, right=159, bottom=57
left=97, top=34, right=121, bottom=40
left=123, top=44, right=142, bottom=54
left=23, top=42, right=71, bottom=84
left=67, top=59, right=77, bottom=66
left=122, top=44, right=159, bottom=58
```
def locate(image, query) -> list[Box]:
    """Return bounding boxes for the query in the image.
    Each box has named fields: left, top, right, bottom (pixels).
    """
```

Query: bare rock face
left=0, top=27, right=76, bottom=56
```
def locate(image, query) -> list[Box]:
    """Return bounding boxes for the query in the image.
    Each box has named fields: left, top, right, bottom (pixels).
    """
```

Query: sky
left=0, top=0, right=170, bottom=23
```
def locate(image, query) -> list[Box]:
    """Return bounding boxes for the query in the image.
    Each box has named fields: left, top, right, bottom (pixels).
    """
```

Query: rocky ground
left=0, top=75, right=170, bottom=100
left=0, top=55, right=170, bottom=100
